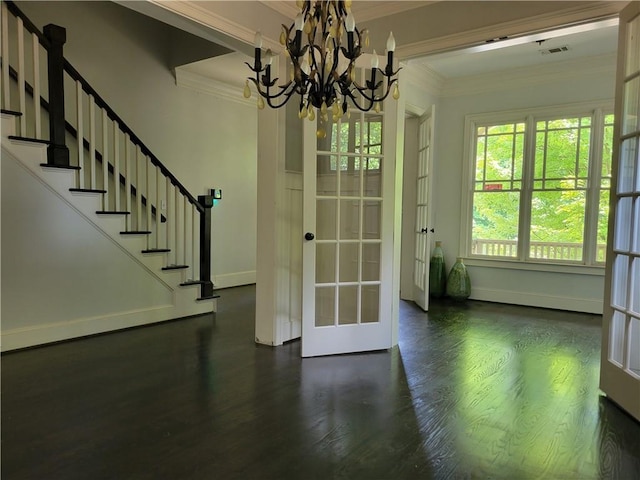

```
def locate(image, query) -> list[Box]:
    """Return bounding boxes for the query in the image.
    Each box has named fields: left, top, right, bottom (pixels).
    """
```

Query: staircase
left=1, top=1, right=218, bottom=350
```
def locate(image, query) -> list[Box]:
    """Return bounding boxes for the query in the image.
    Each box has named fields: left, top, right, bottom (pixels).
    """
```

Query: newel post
left=43, top=24, right=69, bottom=167
left=197, top=195, right=215, bottom=299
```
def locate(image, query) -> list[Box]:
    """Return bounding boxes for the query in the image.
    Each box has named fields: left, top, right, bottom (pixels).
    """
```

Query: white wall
left=16, top=1, right=257, bottom=288
left=2, top=151, right=174, bottom=325
left=411, top=59, right=616, bottom=313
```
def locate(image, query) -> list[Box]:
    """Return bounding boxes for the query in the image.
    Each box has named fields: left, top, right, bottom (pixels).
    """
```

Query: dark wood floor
left=2, top=286, right=639, bottom=479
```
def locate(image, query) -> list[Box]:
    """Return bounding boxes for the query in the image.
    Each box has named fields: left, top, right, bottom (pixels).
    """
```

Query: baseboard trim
left=214, top=270, right=256, bottom=289
left=469, top=287, right=603, bottom=314
left=1, top=301, right=215, bottom=352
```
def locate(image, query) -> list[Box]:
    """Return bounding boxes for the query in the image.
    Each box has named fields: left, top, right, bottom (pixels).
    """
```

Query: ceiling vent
left=540, top=45, right=570, bottom=55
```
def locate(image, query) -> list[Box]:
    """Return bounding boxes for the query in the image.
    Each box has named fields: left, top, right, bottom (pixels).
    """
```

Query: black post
left=43, top=24, right=69, bottom=167
left=198, top=195, right=215, bottom=299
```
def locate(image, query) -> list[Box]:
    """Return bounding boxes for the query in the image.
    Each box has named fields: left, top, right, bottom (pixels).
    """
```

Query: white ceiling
left=411, top=18, right=619, bottom=79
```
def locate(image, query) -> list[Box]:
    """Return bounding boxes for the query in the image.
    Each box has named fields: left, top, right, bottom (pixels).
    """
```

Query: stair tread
left=161, top=265, right=189, bottom=271
left=120, top=231, right=152, bottom=235
left=1, top=109, right=22, bottom=116
left=96, top=211, right=130, bottom=215
left=9, top=137, right=79, bottom=171
left=70, top=188, right=107, bottom=194
left=197, top=295, right=220, bottom=301
left=141, top=248, right=171, bottom=253
left=40, top=163, right=81, bottom=171
left=9, top=135, right=50, bottom=145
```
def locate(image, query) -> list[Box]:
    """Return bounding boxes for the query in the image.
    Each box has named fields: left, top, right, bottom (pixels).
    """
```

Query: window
left=463, top=104, right=614, bottom=266
left=473, top=122, right=525, bottom=257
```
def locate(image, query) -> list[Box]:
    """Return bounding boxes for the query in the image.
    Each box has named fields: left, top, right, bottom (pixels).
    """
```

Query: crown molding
left=149, top=0, right=282, bottom=53
left=440, top=53, right=616, bottom=98
left=259, top=1, right=298, bottom=20
left=405, top=102, right=426, bottom=118
left=403, top=62, right=445, bottom=96
left=355, top=2, right=438, bottom=23
left=397, top=1, right=624, bottom=60
left=260, top=1, right=438, bottom=22
left=175, top=68, right=255, bottom=108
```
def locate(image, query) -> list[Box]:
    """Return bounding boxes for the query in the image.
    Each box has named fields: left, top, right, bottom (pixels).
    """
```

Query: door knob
left=305, top=232, right=315, bottom=241
left=420, top=227, right=435, bottom=233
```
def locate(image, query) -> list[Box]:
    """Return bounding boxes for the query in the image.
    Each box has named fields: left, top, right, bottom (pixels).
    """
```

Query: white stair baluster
left=175, top=185, right=180, bottom=265
left=183, top=194, right=188, bottom=269
left=113, top=122, right=120, bottom=210
left=124, top=134, right=131, bottom=231
left=16, top=17, right=25, bottom=135
left=191, top=204, right=200, bottom=280
left=166, top=177, right=171, bottom=262
left=1, top=2, right=10, bottom=110
left=155, top=164, right=161, bottom=250
left=76, top=81, right=84, bottom=188
left=146, top=155, right=151, bottom=247
left=102, top=109, right=109, bottom=210
left=136, top=146, right=142, bottom=231
left=31, top=33, right=40, bottom=138
left=89, top=95, right=96, bottom=190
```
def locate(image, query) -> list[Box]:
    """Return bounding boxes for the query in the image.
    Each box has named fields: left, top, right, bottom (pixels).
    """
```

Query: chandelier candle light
left=244, top=0, right=400, bottom=138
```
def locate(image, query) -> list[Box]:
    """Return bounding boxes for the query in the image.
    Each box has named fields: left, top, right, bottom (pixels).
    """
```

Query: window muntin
left=467, top=107, right=613, bottom=265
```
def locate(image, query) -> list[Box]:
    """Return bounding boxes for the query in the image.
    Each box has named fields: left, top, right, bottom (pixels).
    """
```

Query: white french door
left=600, top=1, right=640, bottom=422
left=301, top=68, right=399, bottom=358
left=413, top=106, right=436, bottom=311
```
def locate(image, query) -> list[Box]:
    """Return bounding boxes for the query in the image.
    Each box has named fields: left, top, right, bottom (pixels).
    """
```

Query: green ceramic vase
left=429, top=241, right=447, bottom=298
left=446, top=257, right=471, bottom=301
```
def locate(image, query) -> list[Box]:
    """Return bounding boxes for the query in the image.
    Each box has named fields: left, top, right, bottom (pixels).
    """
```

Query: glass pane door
left=314, top=112, right=383, bottom=326
left=600, top=3, right=640, bottom=422
left=413, top=108, right=435, bottom=311
left=302, top=60, right=398, bottom=358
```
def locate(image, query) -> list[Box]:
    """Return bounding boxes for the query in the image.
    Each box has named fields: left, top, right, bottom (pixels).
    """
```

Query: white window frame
left=460, top=100, right=614, bottom=274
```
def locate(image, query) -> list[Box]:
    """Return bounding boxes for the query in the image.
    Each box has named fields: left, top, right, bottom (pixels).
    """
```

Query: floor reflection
left=399, top=298, right=640, bottom=479
left=296, top=350, right=433, bottom=477
left=2, top=286, right=639, bottom=480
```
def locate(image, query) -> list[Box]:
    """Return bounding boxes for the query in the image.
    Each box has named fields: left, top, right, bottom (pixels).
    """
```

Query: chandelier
left=243, top=0, right=400, bottom=134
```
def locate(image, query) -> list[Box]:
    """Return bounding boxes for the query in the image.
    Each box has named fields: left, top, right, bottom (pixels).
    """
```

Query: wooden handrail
left=4, top=1, right=49, bottom=49
left=4, top=0, right=202, bottom=212
left=7, top=65, right=166, bottom=222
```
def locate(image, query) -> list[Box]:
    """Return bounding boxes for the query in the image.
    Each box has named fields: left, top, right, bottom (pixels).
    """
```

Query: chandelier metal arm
left=246, top=0, right=400, bottom=121
left=265, top=85, right=299, bottom=109
left=248, top=76, right=300, bottom=109
left=346, top=77, right=399, bottom=111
